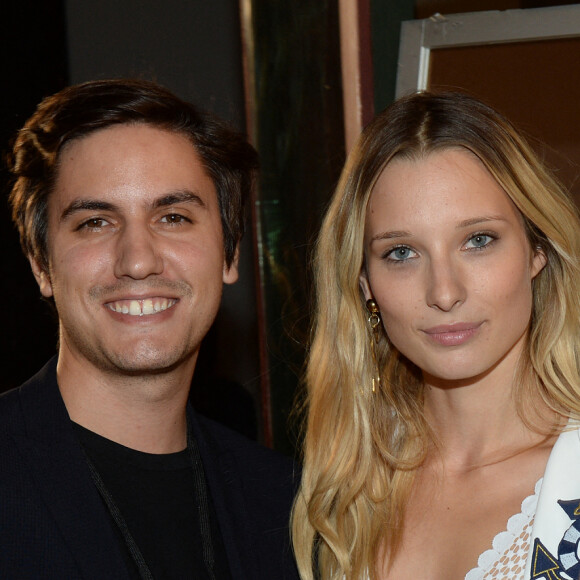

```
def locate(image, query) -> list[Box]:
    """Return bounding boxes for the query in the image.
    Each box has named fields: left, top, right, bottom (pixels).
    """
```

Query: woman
left=292, top=92, right=580, bottom=579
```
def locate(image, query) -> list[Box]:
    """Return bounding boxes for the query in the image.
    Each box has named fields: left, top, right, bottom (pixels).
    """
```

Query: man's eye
left=78, top=217, right=108, bottom=230
left=161, top=214, right=190, bottom=224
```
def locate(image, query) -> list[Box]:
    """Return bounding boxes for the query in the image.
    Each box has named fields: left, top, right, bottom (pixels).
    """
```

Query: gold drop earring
left=366, top=299, right=382, bottom=393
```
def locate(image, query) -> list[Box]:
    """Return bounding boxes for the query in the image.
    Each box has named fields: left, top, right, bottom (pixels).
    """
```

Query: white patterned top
left=360, top=425, right=580, bottom=579
left=465, top=479, right=542, bottom=579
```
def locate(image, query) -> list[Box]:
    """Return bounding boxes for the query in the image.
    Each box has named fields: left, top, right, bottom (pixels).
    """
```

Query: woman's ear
left=359, top=270, right=373, bottom=301
left=531, top=246, right=547, bottom=280
left=29, top=256, right=53, bottom=298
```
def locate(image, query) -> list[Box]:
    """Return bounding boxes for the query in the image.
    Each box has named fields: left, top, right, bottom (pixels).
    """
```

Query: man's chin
left=95, top=348, right=193, bottom=378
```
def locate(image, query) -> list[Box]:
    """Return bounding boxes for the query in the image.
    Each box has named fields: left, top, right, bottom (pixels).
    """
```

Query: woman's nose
left=425, top=257, right=466, bottom=312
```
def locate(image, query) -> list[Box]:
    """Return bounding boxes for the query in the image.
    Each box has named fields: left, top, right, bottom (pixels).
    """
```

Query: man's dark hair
left=8, top=78, right=258, bottom=270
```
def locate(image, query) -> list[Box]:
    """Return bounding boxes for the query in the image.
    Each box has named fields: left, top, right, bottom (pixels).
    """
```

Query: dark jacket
left=0, top=358, right=299, bottom=579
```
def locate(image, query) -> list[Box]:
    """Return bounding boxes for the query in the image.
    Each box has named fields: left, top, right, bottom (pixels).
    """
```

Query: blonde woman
left=292, top=92, right=580, bottom=579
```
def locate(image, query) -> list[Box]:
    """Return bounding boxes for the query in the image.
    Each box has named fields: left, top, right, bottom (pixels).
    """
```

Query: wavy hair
left=291, top=92, right=580, bottom=579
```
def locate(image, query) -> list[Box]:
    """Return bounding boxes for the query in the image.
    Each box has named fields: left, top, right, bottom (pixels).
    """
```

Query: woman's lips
left=422, top=322, right=482, bottom=346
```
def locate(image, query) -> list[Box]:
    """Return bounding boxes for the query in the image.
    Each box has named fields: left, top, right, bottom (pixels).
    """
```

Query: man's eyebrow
left=60, top=200, right=117, bottom=222
left=152, top=190, right=206, bottom=210
left=59, top=190, right=207, bottom=222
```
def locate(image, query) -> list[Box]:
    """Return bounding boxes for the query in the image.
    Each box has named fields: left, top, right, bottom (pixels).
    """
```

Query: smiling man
left=1, top=79, right=298, bottom=579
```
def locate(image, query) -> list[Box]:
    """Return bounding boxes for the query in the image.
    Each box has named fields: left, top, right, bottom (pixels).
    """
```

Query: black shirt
left=73, top=423, right=231, bottom=579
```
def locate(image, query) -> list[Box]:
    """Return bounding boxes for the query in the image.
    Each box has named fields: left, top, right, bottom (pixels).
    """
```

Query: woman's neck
left=422, top=369, right=558, bottom=473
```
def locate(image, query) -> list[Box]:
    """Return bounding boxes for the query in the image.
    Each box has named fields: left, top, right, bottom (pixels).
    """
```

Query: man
left=1, top=79, right=298, bottom=579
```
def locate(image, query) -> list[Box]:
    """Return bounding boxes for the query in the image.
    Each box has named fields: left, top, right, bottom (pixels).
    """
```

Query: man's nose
left=113, top=224, right=163, bottom=280
left=425, top=256, right=466, bottom=312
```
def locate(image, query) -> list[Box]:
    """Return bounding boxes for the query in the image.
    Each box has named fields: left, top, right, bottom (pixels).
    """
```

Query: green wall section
left=370, top=0, right=415, bottom=111
left=248, top=0, right=346, bottom=454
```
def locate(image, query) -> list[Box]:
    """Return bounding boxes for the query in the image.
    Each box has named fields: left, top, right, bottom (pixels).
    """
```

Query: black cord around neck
left=81, top=422, right=216, bottom=580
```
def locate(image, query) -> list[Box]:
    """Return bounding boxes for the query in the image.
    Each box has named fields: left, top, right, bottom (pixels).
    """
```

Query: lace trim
left=464, top=478, right=542, bottom=580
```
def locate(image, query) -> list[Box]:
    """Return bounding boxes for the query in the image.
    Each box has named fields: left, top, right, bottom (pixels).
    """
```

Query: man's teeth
left=108, top=298, right=176, bottom=316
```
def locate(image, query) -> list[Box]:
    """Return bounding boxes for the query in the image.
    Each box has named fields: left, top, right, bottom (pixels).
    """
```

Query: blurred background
left=2, top=0, right=578, bottom=455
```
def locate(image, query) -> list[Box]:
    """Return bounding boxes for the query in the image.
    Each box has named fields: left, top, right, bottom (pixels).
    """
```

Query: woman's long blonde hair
left=291, top=92, right=580, bottom=579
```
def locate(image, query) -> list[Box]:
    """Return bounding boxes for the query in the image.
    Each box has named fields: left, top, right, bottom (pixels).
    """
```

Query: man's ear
left=223, top=245, right=240, bottom=285
left=29, top=256, right=53, bottom=298
left=359, top=269, right=373, bottom=301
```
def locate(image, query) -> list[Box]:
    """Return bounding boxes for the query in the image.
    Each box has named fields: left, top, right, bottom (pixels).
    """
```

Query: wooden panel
left=429, top=38, right=580, bottom=205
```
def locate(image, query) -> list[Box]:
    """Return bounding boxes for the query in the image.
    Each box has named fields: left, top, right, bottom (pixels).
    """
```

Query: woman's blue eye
left=466, top=234, right=493, bottom=249
left=386, top=246, right=416, bottom=261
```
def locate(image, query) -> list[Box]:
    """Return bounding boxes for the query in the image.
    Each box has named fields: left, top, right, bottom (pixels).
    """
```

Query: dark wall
left=65, top=0, right=246, bottom=129
left=1, top=1, right=69, bottom=391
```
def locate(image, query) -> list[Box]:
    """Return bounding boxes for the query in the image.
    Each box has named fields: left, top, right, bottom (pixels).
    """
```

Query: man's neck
left=56, top=353, right=193, bottom=454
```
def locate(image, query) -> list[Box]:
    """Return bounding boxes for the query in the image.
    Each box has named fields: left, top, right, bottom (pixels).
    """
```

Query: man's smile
left=105, top=297, right=178, bottom=316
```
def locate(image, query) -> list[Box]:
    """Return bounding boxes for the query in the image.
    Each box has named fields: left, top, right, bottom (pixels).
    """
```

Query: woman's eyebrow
left=369, top=216, right=508, bottom=244
left=370, top=230, right=412, bottom=243
left=456, top=215, right=506, bottom=229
